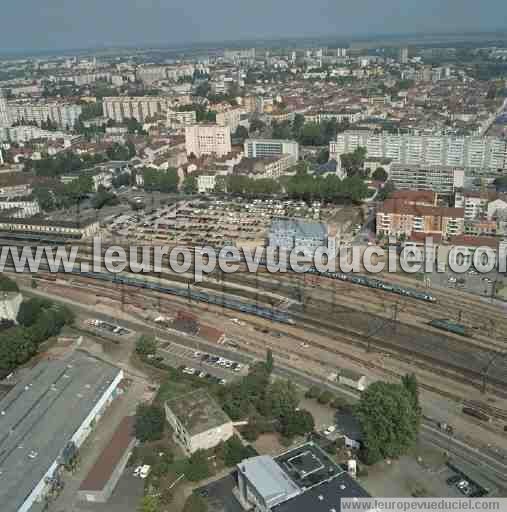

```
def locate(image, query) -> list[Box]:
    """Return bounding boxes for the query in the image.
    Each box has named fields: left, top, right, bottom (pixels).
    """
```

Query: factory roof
left=0, top=351, right=122, bottom=512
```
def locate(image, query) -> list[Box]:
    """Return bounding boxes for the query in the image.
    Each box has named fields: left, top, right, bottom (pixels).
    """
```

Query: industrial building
left=165, top=389, right=233, bottom=454
left=236, top=442, right=370, bottom=512
left=0, top=352, right=123, bottom=512
left=78, top=416, right=136, bottom=503
left=0, top=217, right=100, bottom=240
left=268, top=217, right=329, bottom=252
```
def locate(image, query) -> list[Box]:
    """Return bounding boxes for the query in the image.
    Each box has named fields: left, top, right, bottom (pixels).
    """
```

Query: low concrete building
left=338, top=368, right=367, bottom=392
left=0, top=292, right=22, bottom=322
left=78, top=416, right=136, bottom=503
left=165, top=389, right=233, bottom=454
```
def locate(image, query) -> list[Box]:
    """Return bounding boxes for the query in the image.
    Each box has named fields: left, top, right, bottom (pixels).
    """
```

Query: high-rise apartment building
left=389, top=164, right=465, bottom=194
left=185, top=124, right=232, bottom=157
left=8, top=101, right=82, bottom=129
left=244, top=139, right=299, bottom=161
left=102, top=96, right=168, bottom=123
left=0, top=89, right=11, bottom=128
left=399, top=47, right=409, bottom=64
left=330, top=131, right=507, bottom=173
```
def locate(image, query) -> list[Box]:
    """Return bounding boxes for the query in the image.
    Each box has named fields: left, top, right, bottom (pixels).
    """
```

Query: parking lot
left=196, top=473, right=242, bottom=512
left=84, top=318, right=131, bottom=337
left=156, top=340, right=248, bottom=385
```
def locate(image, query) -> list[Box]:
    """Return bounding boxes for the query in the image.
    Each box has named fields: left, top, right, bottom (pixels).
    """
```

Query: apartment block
left=244, top=138, right=299, bottom=161
left=8, top=101, right=82, bottom=129
left=103, top=96, right=168, bottom=123
left=376, top=199, right=464, bottom=239
left=389, top=163, right=465, bottom=194
left=185, top=124, right=231, bottom=157
left=330, top=130, right=507, bottom=172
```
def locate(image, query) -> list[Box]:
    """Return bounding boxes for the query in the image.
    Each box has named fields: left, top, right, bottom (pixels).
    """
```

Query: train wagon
left=462, top=406, right=490, bottom=422
left=428, top=319, right=468, bottom=337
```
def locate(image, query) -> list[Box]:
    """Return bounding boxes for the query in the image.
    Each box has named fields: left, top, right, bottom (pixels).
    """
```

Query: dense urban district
left=1, top=35, right=507, bottom=512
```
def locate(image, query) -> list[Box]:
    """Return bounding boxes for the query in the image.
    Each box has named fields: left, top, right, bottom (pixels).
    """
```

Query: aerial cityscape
left=1, top=2, right=507, bottom=512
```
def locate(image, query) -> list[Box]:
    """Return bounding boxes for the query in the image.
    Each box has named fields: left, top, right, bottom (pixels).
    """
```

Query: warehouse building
left=165, top=389, right=233, bottom=454
left=0, top=352, right=123, bottom=512
left=78, top=416, right=136, bottom=503
left=268, top=217, right=329, bottom=252
left=236, top=442, right=370, bottom=512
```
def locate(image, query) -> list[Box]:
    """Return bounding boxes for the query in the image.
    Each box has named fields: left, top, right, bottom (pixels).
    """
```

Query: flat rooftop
left=273, top=443, right=370, bottom=512
left=166, top=389, right=230, bottom=436
left=0, top=351, right=122, bottom=512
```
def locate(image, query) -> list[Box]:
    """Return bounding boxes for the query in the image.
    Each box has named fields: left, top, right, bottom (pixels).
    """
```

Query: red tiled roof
left=79, top=416, right=135, bottom=492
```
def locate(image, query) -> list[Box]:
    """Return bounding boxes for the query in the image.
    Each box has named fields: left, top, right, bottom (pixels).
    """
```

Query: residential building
left=78, top=416, right=136, bottom=503
left=167, top=110, right=197, bottom=128
left=103, top=96, right=168, bottom=123
left=164, top=389, right=233, bottom=454
left=0, top=352, right=123, bottom=512
left=197, top=174, right=217, bottom=194
left=389, top=164, right=465, bottom=194
left=185, top=124, right=231, bottom=157
left=236, top=442, right=370, bottom=512
left=399, top=47, right=409, bottom=64
left=216, top=107, right=246, bottom=132
left=330, top=131, right=507, bottom=173
left=244, top=139, right=299, bottom=161
left=8, top=100, right=82, bottom=129
left=234, top=154, right=296, bottom=179
left=0, top=89, right=11, bottom=128
left=269, top=217, right=329, bottom=252
left=376, top=199, right=464, bottom=239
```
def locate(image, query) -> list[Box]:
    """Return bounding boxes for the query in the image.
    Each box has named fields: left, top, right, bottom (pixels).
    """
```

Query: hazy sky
left=1, top=0, right=507, bottom=51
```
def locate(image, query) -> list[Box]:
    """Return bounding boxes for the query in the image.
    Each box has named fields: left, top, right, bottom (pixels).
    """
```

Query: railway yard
left=4, top=237, right=507, bottom=489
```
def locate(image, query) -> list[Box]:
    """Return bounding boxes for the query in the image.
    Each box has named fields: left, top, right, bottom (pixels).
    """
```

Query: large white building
left=165, top=389, right=233, bottom=454
left=0, top=352, right=123, bottom=512
left=185, top=124, right=231, bottom=157
left=8, top=101, right=82, bottom=130
left=0, top=89, right=11, bottom=128
left=167, top=110, right=197, bottom=128
left=330, top=130, right=507, bottom=173
left=389, top=163, right=465, bottom=194
left=102, top=96, right=168, bottom=123
left=244, top=139, right=299, bottom=161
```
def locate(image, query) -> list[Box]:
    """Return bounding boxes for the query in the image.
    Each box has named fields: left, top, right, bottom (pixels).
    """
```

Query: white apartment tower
left=185, top=124, right=232, bottom=157
left=0, top=90, right=11, bottom=128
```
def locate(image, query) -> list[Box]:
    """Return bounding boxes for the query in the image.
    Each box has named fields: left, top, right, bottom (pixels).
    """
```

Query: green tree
left=266, top=348, right=274, bottom=374
left=340, top=147, right=367, bottom=177
left=318, top=390, right=334, bottom=405
left=134, top=403, right=165, bottom=442
left=138, top=495, right=160, bottom=512
left=262, top=380, right=299, bottom=419
left=223, top=435, right=249, bottom=466
left=0, top=275, right=19, bottom=292
left=233, top=126, right=249, bottom=141
left=183, top=495, right=208, bottom=512
left=280, top=409, right=315, bottom=437
left=183, top=175, right=198, bottom=194
left=372, top=167, right=388, bottom=182
left=305, top=386, right=322, bottom=400
left=136, top=335, right=157, bottom=357
left=357, top=381, right=420, bottom=464
left=185, top=450, right=211, bottom=481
